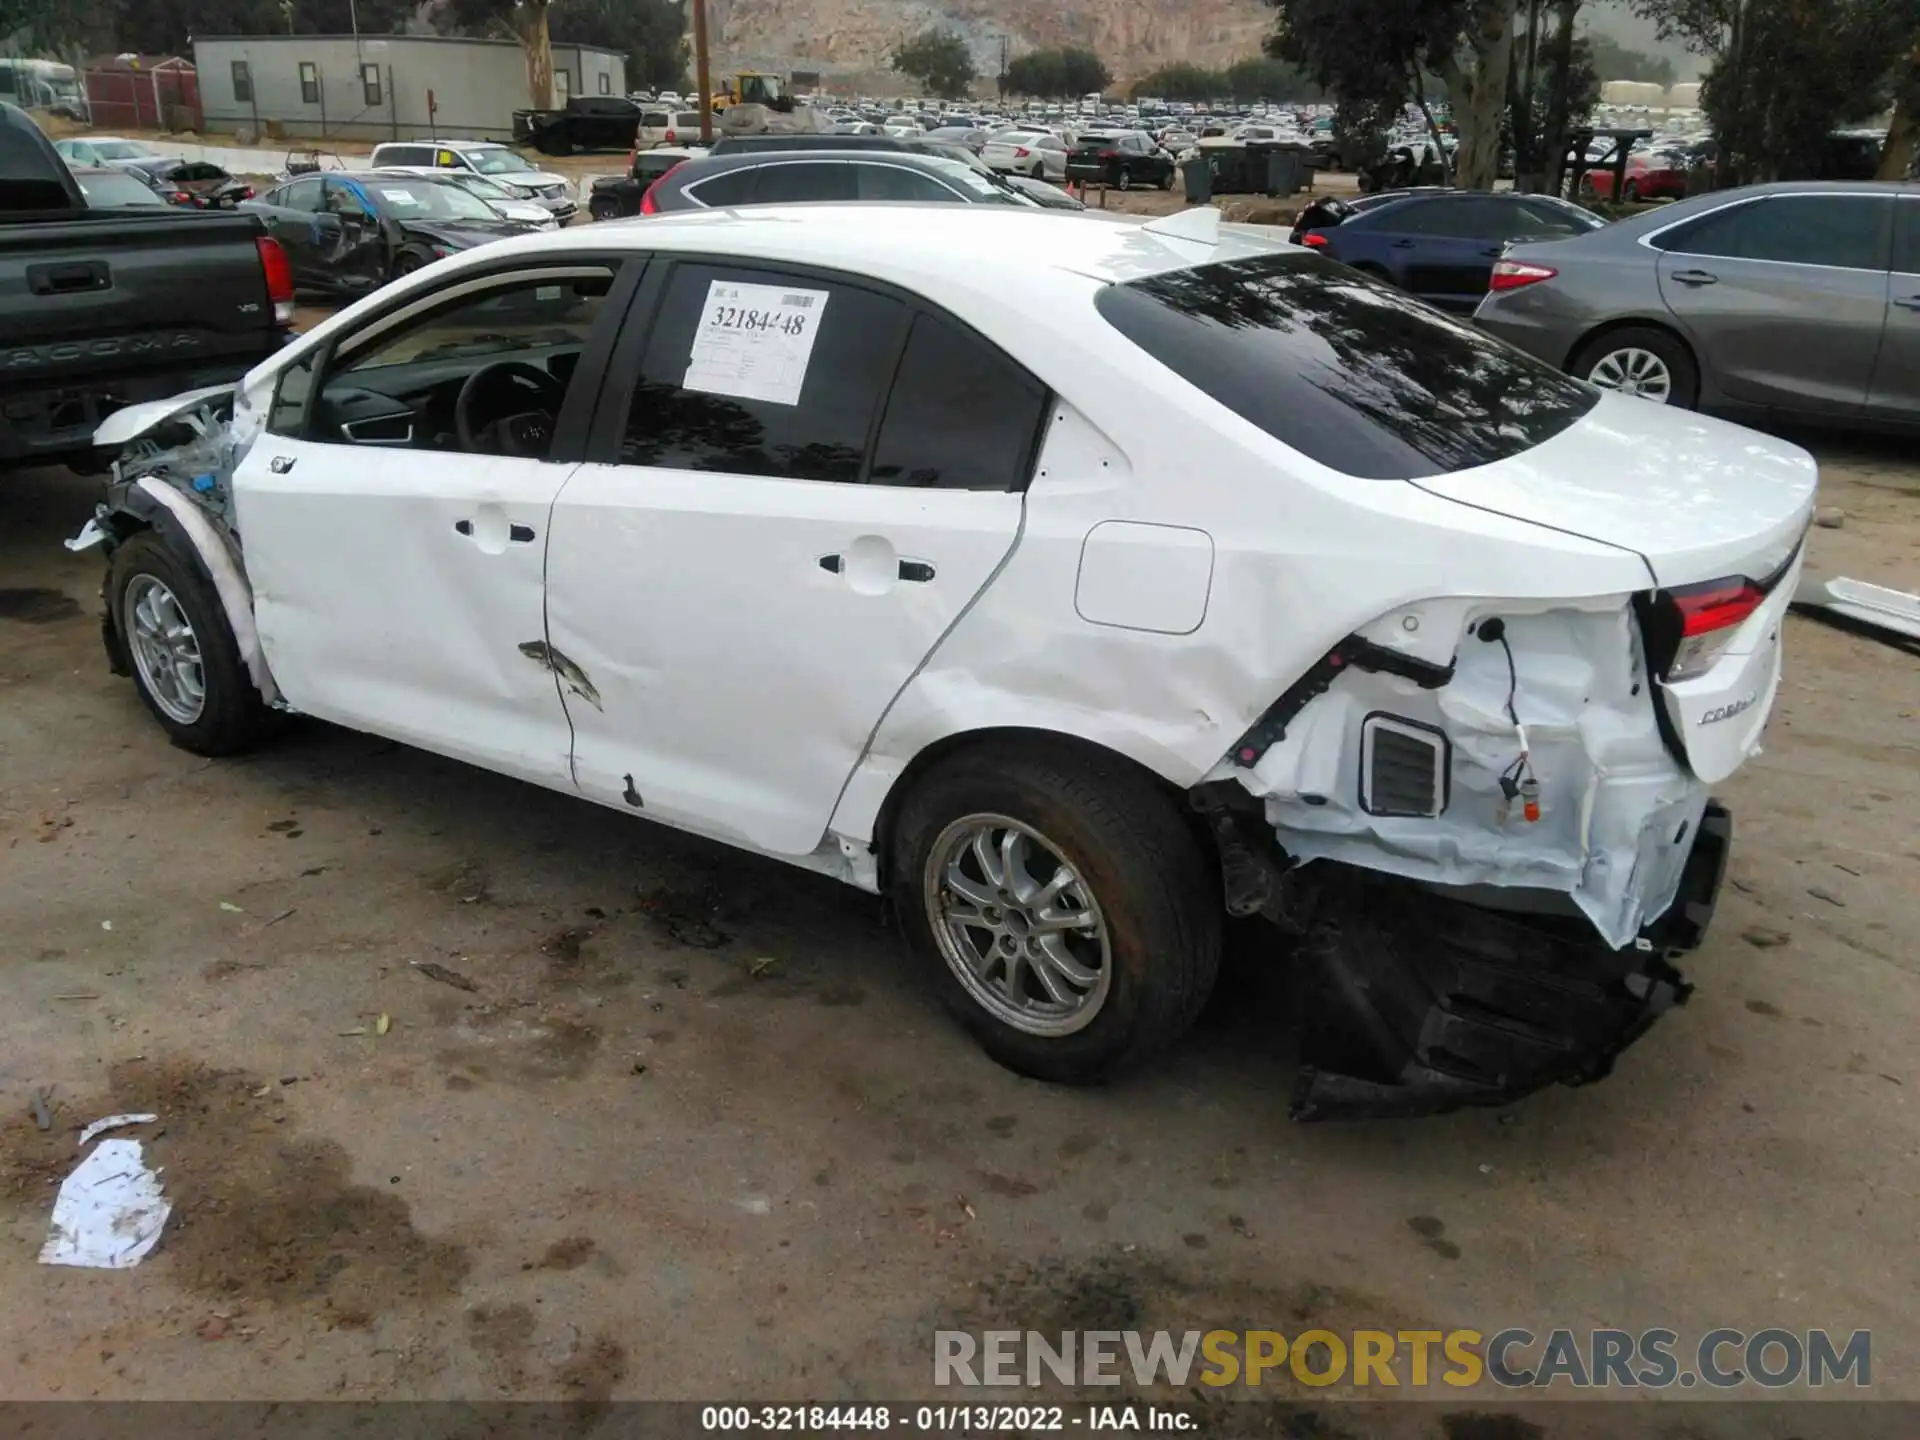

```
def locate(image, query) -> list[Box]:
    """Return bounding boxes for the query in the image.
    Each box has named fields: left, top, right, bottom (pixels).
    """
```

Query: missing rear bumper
left=1288, top=803, right=1729, bottom=1121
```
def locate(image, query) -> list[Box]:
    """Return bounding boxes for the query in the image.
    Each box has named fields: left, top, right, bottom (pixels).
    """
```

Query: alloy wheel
left=124, top=574, right=206, bottom=725
left=1587, top=347, right=1674, bottom=403
left=924, top=813, right=1112, bottom=1037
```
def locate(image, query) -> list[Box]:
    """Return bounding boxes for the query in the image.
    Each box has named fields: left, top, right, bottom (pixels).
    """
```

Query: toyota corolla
left=74, top=205, right=1814, bottom=1118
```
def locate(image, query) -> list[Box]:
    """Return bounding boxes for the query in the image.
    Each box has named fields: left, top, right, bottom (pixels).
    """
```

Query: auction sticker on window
left=683, top=280, right=830, bottom=407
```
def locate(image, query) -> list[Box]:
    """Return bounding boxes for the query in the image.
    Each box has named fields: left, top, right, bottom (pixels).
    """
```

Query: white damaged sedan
left=79, top=205, right=1814, bottom=1118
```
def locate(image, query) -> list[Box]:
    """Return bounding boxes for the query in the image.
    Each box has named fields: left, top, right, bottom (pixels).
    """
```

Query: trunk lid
left=1411, top=393, right=1816, bottom=785
left=1409, top=392, right=1816, bottom=589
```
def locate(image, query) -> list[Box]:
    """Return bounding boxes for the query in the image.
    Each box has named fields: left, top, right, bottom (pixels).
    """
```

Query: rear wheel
left=110, top=532, right=272, bottom=756
left=1572, top=325, right=1699, bottom=408
left=1029, top=163, right=1045, bottom=179
left=890, top=740, right=1221, bottom=1083
left=1623, top=179, right=1641, bottom=202
left=589, top=195, right=620, bottom=222
left=1117, top=166, right=1134, bottom=191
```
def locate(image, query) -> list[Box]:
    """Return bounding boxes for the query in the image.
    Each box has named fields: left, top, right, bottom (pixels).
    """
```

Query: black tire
left=1117, top=166, right=1133, bottom=191
left=109, top=530, right=273, bottom=756
left=1569, top=324, right=1701, bottom=409
left=1159, top=166, right=1175, bottom=191
left=391, top=247, right=431, bottom=280
left=589, top=196, right=619, bottom=222
left=1622, top=180, right=1640, bottom=202
left=1029, top=163, right=1045, bottom=180
left=889, top=739, right=1221, bottom=1084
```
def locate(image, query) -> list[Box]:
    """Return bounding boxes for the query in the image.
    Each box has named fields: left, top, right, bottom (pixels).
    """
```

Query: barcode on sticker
left=781, top=294, right=816, bottom=308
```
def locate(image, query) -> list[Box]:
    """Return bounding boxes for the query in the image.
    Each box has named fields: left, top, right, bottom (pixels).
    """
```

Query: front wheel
left=110, top=532, right=273, bottom=756
left=890, top=740, right=1221, bottom=1083
left=390, top=247, right=432, bottom=280
left=1159, top=167, right=1174, bottom=191
left=1572, top=325, right=1699, bottom=408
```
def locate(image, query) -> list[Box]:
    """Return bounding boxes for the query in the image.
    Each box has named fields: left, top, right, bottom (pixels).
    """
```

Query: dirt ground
left=0, top=420, right=1915, bottom=1426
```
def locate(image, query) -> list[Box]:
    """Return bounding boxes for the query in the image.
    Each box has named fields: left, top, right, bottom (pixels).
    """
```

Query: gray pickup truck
left=0, top=102, right=295, bottom=470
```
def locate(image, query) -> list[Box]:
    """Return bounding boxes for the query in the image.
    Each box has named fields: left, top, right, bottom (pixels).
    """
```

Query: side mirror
left=313, top=212, right=344, bottom=236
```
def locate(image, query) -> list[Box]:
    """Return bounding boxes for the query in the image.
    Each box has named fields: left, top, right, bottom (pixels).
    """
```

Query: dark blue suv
left=1291, top=190, right=1605, bottom=314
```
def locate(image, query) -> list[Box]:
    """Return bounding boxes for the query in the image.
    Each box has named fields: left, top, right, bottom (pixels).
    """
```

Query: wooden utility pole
left=693, top=0, right=713, bottom=144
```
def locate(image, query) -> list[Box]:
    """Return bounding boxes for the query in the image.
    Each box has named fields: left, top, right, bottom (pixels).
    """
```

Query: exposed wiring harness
left=1478, top=618, right=1540, bottom=822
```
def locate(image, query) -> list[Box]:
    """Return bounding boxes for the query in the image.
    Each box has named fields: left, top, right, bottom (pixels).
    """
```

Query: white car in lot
left=980, top=129, right=1069, bottom=181
left=368, top=165, right=559, bottom=229
left=367, top=139, right=576, bottom=221
left=81, top=206, right=1813, bottom=1119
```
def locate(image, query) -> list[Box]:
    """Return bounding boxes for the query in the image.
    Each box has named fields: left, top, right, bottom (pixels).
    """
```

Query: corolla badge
left=1699, top=691, right=1759, bottom=726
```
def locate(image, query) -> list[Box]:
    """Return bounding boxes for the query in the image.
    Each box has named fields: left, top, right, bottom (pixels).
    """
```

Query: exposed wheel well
left=867, top=728, right=1200, bottom=894
left=1564, top=317, right=1698, bottom=379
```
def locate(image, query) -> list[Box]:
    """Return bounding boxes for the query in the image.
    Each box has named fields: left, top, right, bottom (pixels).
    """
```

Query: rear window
left=1095, top=252, right=1598, bottom=479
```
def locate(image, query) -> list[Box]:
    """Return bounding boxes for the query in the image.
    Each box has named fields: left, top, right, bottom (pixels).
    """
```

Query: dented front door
left=235, top=437, right=581, bottom=787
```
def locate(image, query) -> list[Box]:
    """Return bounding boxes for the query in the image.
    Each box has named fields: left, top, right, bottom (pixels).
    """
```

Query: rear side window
left=1898, top=202, right=1920, bottom=274
left=687, top=169, right=757, bottom=207
left=622, top=263, right=911, bottom=483
left=1095, top=252, right=1598, bottom=480
left=751, top=161, right=856, bottom=203
left=1653, top=195, right=1891, bottom=271
left=870, top=312, right=1049, bottom=490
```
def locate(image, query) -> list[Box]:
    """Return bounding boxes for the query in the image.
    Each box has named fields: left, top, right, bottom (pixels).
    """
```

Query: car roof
left=423, top=203, right=1286, bottom=289
left=668, top=149, right=974, bottom=178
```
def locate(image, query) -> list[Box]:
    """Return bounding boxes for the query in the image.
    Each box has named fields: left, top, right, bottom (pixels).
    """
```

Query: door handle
left=1670, top=269, right=1719, bottom=286
left=1390, top=239, right=1416, bottom=249
left=818, top=553, right=935, bottom=583
left=1896, top=296, right=1920, bottom=312
left=454, top=518, right=536, bottom=543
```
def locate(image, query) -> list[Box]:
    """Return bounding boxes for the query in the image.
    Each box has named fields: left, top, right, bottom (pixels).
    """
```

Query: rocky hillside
left=708, top=0, right=1274, bottom=87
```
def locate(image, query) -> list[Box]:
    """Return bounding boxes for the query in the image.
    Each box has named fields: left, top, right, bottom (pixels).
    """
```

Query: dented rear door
left=546, top=260, right=1045, bottom=857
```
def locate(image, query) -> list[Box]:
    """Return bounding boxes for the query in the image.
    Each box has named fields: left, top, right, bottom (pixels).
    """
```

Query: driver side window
left=273, top=268, right=616, bottom=458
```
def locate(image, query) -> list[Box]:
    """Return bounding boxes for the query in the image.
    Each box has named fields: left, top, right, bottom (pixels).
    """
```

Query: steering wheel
left=454, top=360, right=566, bottom=458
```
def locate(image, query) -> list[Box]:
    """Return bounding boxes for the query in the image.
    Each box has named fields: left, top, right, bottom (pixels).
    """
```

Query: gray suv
left=1475, top=181, right=1920, bottom=431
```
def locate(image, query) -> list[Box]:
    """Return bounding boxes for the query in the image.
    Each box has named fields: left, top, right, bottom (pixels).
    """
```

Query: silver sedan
left=1475, top=181, right=1919, bottom=430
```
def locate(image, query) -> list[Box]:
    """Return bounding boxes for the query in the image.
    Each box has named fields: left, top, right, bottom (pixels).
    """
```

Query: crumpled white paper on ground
left=39, top=1135, right=171, bottom=1270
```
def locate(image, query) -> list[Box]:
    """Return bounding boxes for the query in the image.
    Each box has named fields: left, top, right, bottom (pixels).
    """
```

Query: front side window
left=857, top=164, right=959, bottom=202
left=1095, top=252, right=1599, bottom=480
left=276, top=176, right=325, bottom=212
left=283, top=270, right=615, bottom=456
left=298, top=61, right=319, bottom=106
left=620, top=263, right=911, bottom=483
left=1654, top=195, right=1892, bottom=271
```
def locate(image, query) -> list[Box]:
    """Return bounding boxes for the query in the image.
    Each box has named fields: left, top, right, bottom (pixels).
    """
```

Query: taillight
left=1489, top=259, right=1558, bottom=292
left=172, top=190, right=193, bottom=204
left=1099, top=149, right=1119, bottom=159
left=256, top=236, right=295, bottom=325
left=664, top=128, right=676, bottom=144
left=1299, top=231, right=1329, bottom=248
left=1642, top=577, right=1766, bottom=683
left=639, top=162, right=682, bottom=215
left=239, top=186, right=254, bottom=199
left=1014, top=146, right=1030, bottom=158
